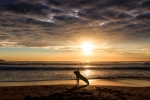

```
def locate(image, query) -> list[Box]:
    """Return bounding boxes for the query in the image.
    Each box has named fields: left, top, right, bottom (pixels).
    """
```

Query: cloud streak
left=0, top=0, right=150, bottom=50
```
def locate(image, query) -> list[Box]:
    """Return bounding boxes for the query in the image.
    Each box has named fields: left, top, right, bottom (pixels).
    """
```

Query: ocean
left=0, top=61, right=150, bottom=82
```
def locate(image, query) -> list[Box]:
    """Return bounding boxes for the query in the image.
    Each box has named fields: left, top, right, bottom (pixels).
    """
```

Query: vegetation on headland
left=0, top=59, right=5, bottom=62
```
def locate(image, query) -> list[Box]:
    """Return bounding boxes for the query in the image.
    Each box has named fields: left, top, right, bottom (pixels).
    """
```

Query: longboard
left=74, top=71, right=89, bottom=85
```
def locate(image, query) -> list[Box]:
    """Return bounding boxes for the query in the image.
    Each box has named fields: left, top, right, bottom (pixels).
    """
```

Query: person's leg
left=87, top=81, right=89, bottom=85
left=76, top=76, right=79, bottom=85
left=77, top=77, right=79, bottom=85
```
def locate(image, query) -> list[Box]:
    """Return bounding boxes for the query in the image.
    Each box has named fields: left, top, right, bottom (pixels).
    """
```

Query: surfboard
left=74, top=71, right=89, bottom=85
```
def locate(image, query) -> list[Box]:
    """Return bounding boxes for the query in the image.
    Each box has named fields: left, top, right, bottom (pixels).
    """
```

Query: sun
left=81, top=42, right=94, bottom=54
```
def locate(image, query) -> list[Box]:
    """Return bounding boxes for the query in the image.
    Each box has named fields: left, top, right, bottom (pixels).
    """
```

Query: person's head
left=77, top=69, right=80, bottom=73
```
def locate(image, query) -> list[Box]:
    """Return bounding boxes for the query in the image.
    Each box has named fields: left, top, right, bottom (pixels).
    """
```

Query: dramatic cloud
left=0, top=0, right=150, bottom=50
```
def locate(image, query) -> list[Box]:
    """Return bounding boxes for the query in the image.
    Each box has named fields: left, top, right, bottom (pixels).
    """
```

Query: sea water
left=0, top=61, right=150, bottom=82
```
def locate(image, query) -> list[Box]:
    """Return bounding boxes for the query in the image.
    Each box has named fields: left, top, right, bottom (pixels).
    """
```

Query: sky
left=0, top=0, right=150, bottom=61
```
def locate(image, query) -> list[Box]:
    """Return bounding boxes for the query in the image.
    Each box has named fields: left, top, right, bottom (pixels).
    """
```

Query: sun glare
left=81, top=42, right=94, bottom=54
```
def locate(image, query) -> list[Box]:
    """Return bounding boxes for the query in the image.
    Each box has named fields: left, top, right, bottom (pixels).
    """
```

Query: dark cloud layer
left=0, top=0, right=150, bottom=47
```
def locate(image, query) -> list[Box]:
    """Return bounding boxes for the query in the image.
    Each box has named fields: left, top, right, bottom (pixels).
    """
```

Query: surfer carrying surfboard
left=74, top=69, right=80, bottom=85
left=74, top=69, right=89, bottom=85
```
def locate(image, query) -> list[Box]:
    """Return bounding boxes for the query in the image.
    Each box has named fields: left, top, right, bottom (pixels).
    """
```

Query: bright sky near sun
left=81, top=42, right=94, bottom=55
left=0, top=0, right=150, bottom=61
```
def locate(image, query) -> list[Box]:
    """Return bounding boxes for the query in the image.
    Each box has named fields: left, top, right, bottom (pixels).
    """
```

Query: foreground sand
left=0, top=85, right=150, bottom=100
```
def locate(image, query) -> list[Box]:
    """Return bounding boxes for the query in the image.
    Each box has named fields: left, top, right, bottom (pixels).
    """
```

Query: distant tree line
left=0, top=59, right=5, bottom=62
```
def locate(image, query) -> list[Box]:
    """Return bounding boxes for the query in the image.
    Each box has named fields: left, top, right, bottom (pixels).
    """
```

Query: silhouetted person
left=74, top=69, right=80, bottom=85
left=74, top=69, right=89, bottom=85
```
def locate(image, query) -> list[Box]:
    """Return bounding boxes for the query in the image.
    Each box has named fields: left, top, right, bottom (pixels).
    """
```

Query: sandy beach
left=0, top=85, right=150, bottom=100
left=0, top=79, right=150, bottom=100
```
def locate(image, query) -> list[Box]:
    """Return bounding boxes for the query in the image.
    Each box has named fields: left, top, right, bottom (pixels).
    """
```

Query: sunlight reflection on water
left=83, top=69, right=91, bottom=77
left=1, top=64, right=150, bottom=82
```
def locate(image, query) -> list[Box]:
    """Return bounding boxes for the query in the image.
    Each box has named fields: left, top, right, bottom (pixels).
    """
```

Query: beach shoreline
left=0, top=84, right=150, bottom=100
left=1, top=79, right=150, bottom=87
left=1, top=79, right=150, bottom=99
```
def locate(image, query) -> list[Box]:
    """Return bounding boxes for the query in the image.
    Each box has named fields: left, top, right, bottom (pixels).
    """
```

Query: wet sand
left=1, top=79, right=150, bottom=87
left=0, top=79, right=150, bottom=100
